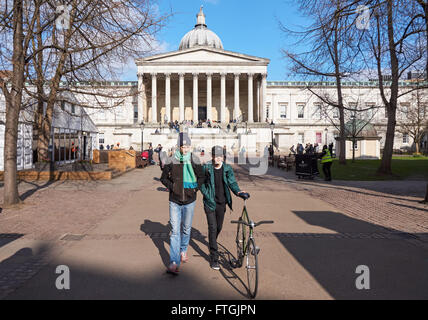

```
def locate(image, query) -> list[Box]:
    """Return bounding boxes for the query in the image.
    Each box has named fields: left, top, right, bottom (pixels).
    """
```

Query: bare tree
left=358, top=0, right=427, bottom=175
left=281, top=0, right=365, bottom=165
left=0, top=0, right=44, bottom=206
left=0, top=0, right=168, bottom=206
left=25, top=0, right=167, bottom=163
left=397, top=81, right=428, bottom=154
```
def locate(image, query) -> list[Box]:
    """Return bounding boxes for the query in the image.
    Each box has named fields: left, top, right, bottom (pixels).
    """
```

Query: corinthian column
left=165, top=73, right=171, bottom=123
left=261, top=73, right=267, bottom=122
left=220, top=72, right=226, bottom=123
left=234, top=73, right=240, bottom=121
left=179, top=73, right=185, bottom=122
left=137, top=72, right=146, bottom=123
left=206, top=73, right=212, bottom=122
left=247, top=73, right=254, bottom=123
left=151, top=73, right=157, bottom=123
left=193, top=73, right=199, bottom=123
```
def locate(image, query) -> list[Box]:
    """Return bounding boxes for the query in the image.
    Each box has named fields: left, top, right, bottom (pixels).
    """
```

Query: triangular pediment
left=136, top=47, right=269, bottom=65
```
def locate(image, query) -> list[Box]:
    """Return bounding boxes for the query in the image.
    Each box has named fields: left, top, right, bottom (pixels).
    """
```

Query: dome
left=179, top=7, right=223, bottom=50
left=344, top=120, right=378, bottom=137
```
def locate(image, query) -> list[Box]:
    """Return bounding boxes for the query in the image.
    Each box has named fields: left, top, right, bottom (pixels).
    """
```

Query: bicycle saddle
left=238, top=192, right=250, bottom=200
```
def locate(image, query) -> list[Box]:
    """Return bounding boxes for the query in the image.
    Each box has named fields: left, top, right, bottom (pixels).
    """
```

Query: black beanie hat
left=177, top=132, right=191, bottom=147
left=211, top=145, right=224, bottom=157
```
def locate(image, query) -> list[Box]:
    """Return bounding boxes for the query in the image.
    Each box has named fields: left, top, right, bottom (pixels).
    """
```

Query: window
left=99, top=133, right=105, bottom=144
left=266, top=102, right=271, bottom=120
left=316, top=132, right=322, bottom=144
left=384, top=107, right=388, bottom=118
left=399, top=103, right=409, bottom=120
left=419, top=104, right=427, bottom=118
left=349, top=102, right=357, bottom=119
left=297, top=104, right=305, bottom=119
left=115, top=103, right=126, bottom=120
left=365, top=103, right=375, bottom=119
left=279, top=103, right=287, bottom=119
left=60, top=101, right=65, bottom=111
left=133, top=102, right=138, bottom=123
left=333, top=108, right=339, bottom=119
left=403, top=133, right=409, bottom=144
left=313, top=104, right=322, bottom=119
left=71, top=104, right=75, bottom=114
left=297, top=133, right=304, bottom=144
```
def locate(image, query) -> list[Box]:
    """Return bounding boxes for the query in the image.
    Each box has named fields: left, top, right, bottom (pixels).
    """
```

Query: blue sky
left=120, top=0, right=309, bottom=81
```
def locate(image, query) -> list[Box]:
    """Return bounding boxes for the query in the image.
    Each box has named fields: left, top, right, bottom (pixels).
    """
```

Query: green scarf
left=174, top=150, right=197, bottom=189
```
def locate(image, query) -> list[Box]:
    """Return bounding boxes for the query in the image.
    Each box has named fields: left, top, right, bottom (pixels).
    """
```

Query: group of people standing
left=160, top=132, right=247, bottom=274
left=289, top=142, right=334, bottom=181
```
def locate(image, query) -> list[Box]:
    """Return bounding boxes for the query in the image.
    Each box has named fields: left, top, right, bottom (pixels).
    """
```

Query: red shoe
left=167, top=262, right=179, bottom=275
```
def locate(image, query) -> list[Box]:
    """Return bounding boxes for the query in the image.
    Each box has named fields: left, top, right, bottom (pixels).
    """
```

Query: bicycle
left=230, top=192, right=274, bottom=299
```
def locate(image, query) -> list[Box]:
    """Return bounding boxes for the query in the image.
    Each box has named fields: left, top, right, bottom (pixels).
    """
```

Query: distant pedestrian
left=320, top=145, right=333, bottom=181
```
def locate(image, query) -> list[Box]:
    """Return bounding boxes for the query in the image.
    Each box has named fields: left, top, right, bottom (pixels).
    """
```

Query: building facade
left=88, top=7, right=426, bottom=156
left=1, top=7, right=426, bottom=163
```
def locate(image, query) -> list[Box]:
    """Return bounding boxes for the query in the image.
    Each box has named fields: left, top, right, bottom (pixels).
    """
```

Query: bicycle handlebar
left=238, top=192, right=250, bottom=200
left=231, top=220, right=274, bottom=227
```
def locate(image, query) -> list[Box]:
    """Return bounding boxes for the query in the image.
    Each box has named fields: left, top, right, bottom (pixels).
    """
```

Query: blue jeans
left=169, top=201, right=196, bottom=266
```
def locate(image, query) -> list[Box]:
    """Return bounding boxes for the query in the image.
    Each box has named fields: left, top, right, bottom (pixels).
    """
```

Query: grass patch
left=321, top=157, right=428, bottom=181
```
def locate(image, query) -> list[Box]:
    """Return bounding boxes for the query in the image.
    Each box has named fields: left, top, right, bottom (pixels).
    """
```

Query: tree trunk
left=378, top=0, right=399, bottom=175
left=37, top=119, right=51, bottom=162
left=378, top=106, right=397, bottom=174
left=352, top=139, right=356, bottom=162
left=4, top=0, right=24, bottom=206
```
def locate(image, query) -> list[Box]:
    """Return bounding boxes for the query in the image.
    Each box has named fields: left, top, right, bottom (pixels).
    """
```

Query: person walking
left=154, top=144, right=163, bottom=169
left=320, top=145, right=333, bottom=181
left=148, top=143, right=154, bottom=165
left=200, top=145, right=247, bottom=270
left=160, top=133, right=205, bottom=275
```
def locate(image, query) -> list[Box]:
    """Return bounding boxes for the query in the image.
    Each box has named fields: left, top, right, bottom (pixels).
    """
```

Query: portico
left=135, top=8, right=269, bottom=124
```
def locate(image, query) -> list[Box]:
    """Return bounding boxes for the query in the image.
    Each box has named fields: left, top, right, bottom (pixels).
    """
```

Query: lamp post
left=270, top=121, right=275, bottom=165
left=140, top=121, right=145, bottom=151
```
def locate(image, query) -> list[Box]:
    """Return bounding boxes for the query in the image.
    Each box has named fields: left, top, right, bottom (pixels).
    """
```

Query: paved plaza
left=0, top=164, right=427, bottom=299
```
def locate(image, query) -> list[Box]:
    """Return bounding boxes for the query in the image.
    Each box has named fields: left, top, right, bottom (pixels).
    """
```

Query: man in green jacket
left=201, top=145, right=247, bottom=270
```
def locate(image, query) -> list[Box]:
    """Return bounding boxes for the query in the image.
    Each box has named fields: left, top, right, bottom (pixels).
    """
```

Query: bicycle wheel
left=246, top=238, right=258, bottom=298
left=234, top=218, right=246, bottom=268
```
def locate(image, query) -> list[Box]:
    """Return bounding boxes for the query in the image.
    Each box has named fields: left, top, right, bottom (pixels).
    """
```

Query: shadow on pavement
left=274, top=210, right=428, bottom=299
left=0, top=234, right=24, bottom=250
left=140, top=220, right=170, bottom=268
left=19, top=180, right=57, bottom=201
left=139, top=219, right=250, bottom=299
left=4, top=231, right=245, bottom=300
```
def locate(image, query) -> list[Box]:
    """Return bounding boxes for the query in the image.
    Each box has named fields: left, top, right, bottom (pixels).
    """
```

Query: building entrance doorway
left=198, top=106, right=207, bottom=122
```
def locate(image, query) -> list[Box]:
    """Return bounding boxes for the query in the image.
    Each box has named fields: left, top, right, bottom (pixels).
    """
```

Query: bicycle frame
left=239, top=199, right=254, bottom=256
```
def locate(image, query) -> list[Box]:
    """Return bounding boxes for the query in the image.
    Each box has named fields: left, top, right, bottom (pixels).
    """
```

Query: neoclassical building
left=135, top=7, right=269, bottom=125
left=92, top=7, right=422, bottom=156
left=1, top=7, right=426, bottom=166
